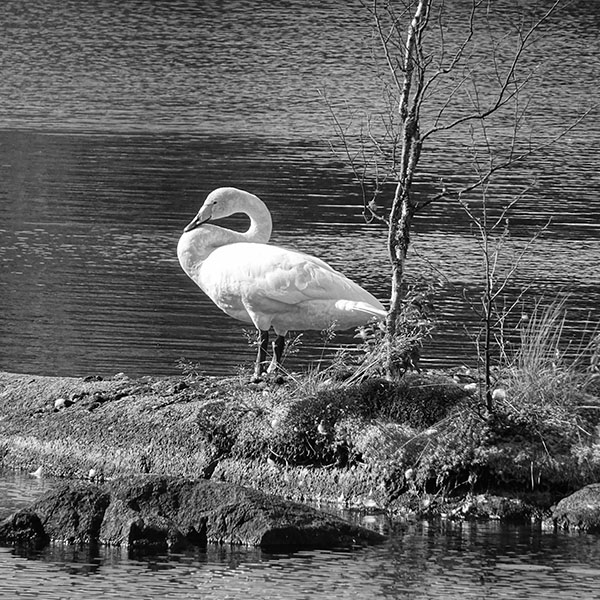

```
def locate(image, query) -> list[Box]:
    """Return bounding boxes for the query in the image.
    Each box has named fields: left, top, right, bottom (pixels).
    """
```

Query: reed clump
left=478, top=298, right=600, bottom=495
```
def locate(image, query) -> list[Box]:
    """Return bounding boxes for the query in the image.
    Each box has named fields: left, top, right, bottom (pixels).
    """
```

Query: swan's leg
left=253, top=329, right=269, bottom=380
left=267, top=342, right=278, bottom=374
left=267, top=334, right=285, bottom=374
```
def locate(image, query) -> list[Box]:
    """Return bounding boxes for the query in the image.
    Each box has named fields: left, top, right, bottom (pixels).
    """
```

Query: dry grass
left=475, top=296, right=600, bottom=493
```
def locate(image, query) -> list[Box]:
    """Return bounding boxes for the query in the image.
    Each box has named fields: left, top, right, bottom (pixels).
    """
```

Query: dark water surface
left=2, top=471, right=600, bottom=600
left=1, top=129, right=598, bottom=377
left=1, top=0, right=599, bottom=377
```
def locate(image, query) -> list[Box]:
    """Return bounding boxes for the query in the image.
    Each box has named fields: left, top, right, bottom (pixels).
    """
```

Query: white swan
left=177, top=187, right=386, bottom=379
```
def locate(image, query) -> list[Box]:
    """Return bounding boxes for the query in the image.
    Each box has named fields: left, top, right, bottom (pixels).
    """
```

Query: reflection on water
left=0, top=469, right=51, bottom=517
left=2, top=472, right=600, bottom=599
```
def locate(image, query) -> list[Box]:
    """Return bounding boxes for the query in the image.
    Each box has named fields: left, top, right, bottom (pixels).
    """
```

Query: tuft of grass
left=502, top=296, right=600, bottom=405
left=474, top=296, right=600, bottom=494
left=351, top=282, right=437, bottom=382
left=175, top=357, right=205, bottom=383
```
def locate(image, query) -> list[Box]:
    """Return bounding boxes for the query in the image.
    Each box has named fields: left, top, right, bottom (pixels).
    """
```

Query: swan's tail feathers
left=336, top=300, right=387, bottom=321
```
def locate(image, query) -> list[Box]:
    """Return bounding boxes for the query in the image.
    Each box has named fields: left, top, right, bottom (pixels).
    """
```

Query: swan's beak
left=183, top=207, right=212, bottom=232
left=183, top=215, right=204, bottom=233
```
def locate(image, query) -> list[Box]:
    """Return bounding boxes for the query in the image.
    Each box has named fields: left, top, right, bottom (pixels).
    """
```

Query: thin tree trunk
left=385, top=131, right=422, bottom=377
left=386, top=184, right=413, bottom=378
left=381, top=0, right=429, bottom=378
left=484, top=294, right=494, bottom=412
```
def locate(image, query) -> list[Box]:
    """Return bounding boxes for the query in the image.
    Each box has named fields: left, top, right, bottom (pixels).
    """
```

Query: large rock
left=33, top=482, right=111, bottom=543
left=552, top=483, right=600, bottom=532
left=0, top=475, right=384, bottom=551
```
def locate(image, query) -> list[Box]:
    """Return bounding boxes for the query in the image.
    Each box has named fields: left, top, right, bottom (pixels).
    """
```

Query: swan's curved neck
left=177, top=190, right=273, bottom=285
left=240, top=192, right=272, bottom=243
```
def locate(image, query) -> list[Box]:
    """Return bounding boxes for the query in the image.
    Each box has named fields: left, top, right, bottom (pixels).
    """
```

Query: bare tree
left=329, top=0, right=584, bottom=388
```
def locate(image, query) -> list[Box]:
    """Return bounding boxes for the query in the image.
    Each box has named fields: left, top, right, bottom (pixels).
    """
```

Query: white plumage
left=177, top=187, right=386, bottom=379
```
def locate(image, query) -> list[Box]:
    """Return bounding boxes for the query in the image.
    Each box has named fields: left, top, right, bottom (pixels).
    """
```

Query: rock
left=53, top=397, right=73, bottom=411
left=552, top=483, right=600, bottom=532
left=0, top=509, right=48, bottom=545
left=33, top=482, right=111, bottom=543
left=0, top=475, right=384, bottom=551
left=170, top=381, right=188, bottom=394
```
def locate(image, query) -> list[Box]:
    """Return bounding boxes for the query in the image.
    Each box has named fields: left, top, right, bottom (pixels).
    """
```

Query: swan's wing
left=262, top=250, right=378, bottom=305
left=198, top=242, right=385, bottom=332
left=211, top=243, right=383, bottom=308
left=254, top=246, right=387, bottom=332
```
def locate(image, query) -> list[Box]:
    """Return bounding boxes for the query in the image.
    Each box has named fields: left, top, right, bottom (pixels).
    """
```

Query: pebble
left=492, top=388, right=507, bottom=402
left=54, top=397, right=73, bottom=411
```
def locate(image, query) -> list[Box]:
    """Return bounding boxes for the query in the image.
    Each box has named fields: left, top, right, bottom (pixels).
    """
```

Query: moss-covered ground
left=1, top=357, right=599, bottom=521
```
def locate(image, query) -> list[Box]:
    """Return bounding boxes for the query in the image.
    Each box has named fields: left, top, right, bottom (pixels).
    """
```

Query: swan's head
left=184, top=187, right=249, bottom=233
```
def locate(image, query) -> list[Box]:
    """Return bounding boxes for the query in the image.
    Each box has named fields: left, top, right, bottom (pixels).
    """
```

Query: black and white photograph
left=1, top=1, right=599, bottom=598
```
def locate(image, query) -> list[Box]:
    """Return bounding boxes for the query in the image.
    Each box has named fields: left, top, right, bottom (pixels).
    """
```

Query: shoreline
left=0, top=368, right=595, bottom=527
left=0, top=369, right=402, bottom=509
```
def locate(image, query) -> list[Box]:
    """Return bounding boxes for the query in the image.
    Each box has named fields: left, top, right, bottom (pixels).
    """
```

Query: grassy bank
left=1, top=338, right=599, bottom=519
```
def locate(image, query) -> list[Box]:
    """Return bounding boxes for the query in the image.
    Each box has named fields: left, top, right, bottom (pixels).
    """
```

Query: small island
left=1, top=307, right=599, bottom=550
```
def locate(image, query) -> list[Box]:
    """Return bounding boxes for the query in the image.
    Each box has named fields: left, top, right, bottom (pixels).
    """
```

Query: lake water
left=2, top=471, right=600, bottom=599
left=1, top=0, right=599, bottom=378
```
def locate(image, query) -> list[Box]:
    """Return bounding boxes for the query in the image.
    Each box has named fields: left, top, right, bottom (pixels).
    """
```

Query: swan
left=177, top=187, right=387, bottom=380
